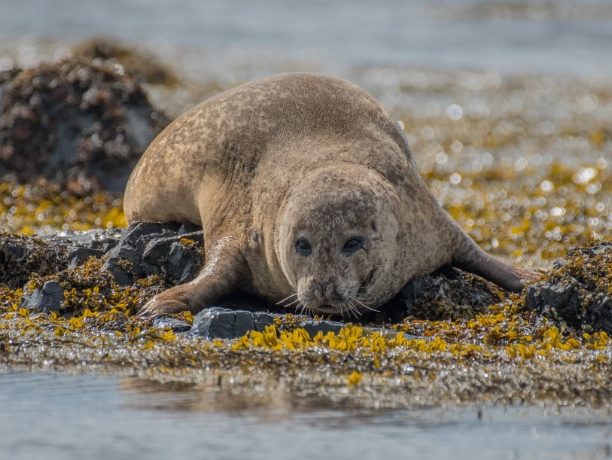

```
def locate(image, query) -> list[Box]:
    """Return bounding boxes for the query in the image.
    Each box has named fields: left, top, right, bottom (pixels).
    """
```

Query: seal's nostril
left=331, top=289, right=345, bottom=301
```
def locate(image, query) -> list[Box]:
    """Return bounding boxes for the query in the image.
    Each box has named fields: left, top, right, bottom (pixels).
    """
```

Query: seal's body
left=126, top=73, right=528, bottom=318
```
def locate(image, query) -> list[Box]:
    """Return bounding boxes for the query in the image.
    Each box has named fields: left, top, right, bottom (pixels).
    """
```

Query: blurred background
left=0, top=4, right=611, bottom=460
left=0, top=0, right=610, bottom=263
left=3, top=0, right=612, bottom=77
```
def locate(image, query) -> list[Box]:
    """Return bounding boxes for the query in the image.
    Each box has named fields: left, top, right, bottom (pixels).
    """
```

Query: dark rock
left=178, top=223, right=202, bottom=235
left=301, top=320, right=345, bottom=337
left=119, top=222, right=180, bottom=253
left=0, top=58, right=168, bottom=192
left=67, top=247, right=105, bottom=268
left=0, top=229, right=121, bottom=288
left=189, top=307, right=238, bottom=340
left=102, top=222, right=204, bottom=286
left=142, top=237, right=176, bottom=266
left=189, top=307, right=348, bottom=340
left=381, top=266, right=500, bottom=322
left=101, top=257, right=136, bottom=286
left=525, top=242, right=611, bottom=333
left=189, top=308, right=290, bottom=340
left=42, top=229, right=122, bottom=253
left=164, top=241, right=202, bottom=284
left=21, top=280, right=64, bottom=312
left=0, top=234, right=68, bottom=288
left=252, top=312, right=277, bottom=332
left=152, top=316, right=192, bottom=333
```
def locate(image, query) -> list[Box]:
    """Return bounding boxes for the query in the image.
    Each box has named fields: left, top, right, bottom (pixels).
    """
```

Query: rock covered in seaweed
left=0, top=234, right=68, bottom=289
left=0, top=58, right=169, bottom=192
left=21, top=280, right=64, bottom=312
left=0, top=229, right=121, bottom=289
left=72, top=37, right=180, bottom=87
left=388, top=266, right=502, bottom=321
left=526, top=242, right=611, bottom=333
left=189, top=307, right=346, bottom=340
left=102, top=222, right=203, bottom=286
left=3, top=221, right=610, bottom=333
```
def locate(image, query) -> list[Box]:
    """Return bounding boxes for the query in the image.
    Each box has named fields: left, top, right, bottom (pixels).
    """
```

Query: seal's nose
left=331, top=288, right=345, bottom=301
left=317, top=281, right=329, bottom=293
left=316, top=281, right=345, bottom=302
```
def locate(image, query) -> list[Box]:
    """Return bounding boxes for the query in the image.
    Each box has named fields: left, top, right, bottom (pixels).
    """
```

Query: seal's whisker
left=297, top=301, right=311, bottom=317
left=355, top=295, right=376, bottom=303
left=346, top=299, right=363, bottom=319
left=302, top=304, right=313, bottom=318
left=345, top=301, right=357, bottom=320
left=352, top=297, right=380, bottom=313
left=341, top=302, right=352, bottom=320
left=276, top=292, right=298, bottom=305
left=283, top=298, right=301, bottom=309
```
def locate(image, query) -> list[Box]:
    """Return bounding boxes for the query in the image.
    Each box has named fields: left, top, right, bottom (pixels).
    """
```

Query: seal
left=125, top=73, right=532, bottom=319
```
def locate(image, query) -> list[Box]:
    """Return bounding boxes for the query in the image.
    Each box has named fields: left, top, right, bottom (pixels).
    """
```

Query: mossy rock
left=0, top=58, right=169, bottom=192
left=73, top=37, right=180, bottom=87
left=526, top=242, right=611, bottom=333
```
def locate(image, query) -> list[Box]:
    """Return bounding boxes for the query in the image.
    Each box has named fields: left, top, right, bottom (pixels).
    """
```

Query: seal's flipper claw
left=136, top=296, right=188, bottom=320
left=137, top=239, right=247, bottom=318
left=511, top=266, right=545, bottom=287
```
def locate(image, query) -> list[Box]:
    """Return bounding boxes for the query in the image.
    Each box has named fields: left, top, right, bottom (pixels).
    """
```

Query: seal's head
left=277, top=166, right=405, bottom=317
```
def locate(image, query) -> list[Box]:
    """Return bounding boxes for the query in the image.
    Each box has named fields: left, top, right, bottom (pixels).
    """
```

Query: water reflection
left=120, top=375, right=300, bottom=416
left=1, top=370, right=611, bottom=460
left=119, top=374, right=366, bottom=424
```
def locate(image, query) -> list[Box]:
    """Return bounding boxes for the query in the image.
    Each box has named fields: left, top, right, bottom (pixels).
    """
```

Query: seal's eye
left=342, top=236, right=364, bottom=254
left=295, top=238, right=312, bottom=256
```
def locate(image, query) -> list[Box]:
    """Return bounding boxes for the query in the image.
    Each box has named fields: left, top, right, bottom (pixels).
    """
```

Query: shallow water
left=0, top=370, right=610, bottom=460
left=2, top=0, right=612, bottom=77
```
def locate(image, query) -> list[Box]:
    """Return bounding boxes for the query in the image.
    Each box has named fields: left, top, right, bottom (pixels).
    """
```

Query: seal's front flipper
left=452, top=237, right=540, bottom=292
left=137, top=241, right=247, bottom=319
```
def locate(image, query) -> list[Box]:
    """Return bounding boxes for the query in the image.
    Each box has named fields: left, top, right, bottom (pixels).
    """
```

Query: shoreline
left=0, top=38, right=610, bottom=412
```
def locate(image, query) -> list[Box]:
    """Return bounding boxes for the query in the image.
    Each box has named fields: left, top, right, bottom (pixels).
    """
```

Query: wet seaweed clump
left=0, top=233, right=68, bottom=289
left=526, top=242, right=611, bottom=333
left=0, top=228, right=122, bottom=288
left=383, top=266, right=503, bottom=322
left=20, top=257, right=162, bottom=327
left=72, top=37, right=180, bottom=87
left=0, top=58, right=169, bottom=192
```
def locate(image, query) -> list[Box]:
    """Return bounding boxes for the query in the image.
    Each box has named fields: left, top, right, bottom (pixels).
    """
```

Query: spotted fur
left=126, top=73, right=527, bottom=318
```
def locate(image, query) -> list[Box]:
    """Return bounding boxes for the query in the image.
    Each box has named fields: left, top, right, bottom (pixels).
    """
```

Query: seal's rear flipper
left=452, top=238, right=539, bottom=292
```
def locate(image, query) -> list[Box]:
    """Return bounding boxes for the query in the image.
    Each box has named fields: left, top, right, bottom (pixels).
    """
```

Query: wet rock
left=164, top=241, right=202, bottom=284
left=21, top=280, right=64, bottom=312
left=0, top=234, right=69, bottom=288
left=525, top=243, right=611, bottom=333
left=178, top=223, right=201, bottom=235
left=67, top=247, right=106, bottom=269
left=189, top=308, right=237, bottom=339
left=0, top=229, right=123, bottom=289
left=102, top=222, right=203, bottom=286
left=189, top=307, right=347, bottom=340
left=301, top=320, right=345, bottom=336
left=42, top=229, right=122, bottom=253
left=153, top=316, right=192, bottom=333
left=142, top=237, right=176, bottom=266
left=381, top=266, right=502, bottom=322
left=0, top=58, right=169, bottom=192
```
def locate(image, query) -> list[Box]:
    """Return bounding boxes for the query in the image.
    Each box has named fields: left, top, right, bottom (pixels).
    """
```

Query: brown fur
left=126, top=73, right=526, bottom=318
